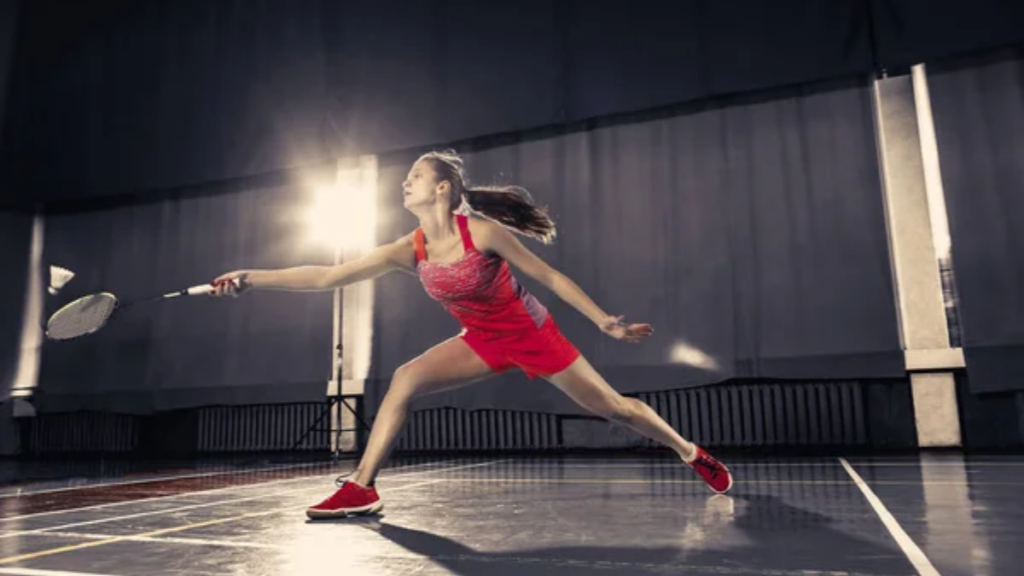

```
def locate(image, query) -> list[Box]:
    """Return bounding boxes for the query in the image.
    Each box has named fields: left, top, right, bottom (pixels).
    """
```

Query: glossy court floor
left=0, top=453, right=1019, bottom=576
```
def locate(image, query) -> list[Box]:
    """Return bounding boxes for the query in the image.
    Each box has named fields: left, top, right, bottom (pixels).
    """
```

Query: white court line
left=0, top=568, right=125, bottom=576
left=0, top=486, right=326, bottom=540
left=0, top=459, right=456, bottom=522
left=842, top=461, right=1024, bottom=467
left=839, top=458, right=942, bottom=576
left=0, top=460, right=498, bottom=539
left=553, top=459, right=1024, bottom=467
left=552, top=461, right=1024, bottom=469
left=0, top=543, right=912, bottom=576
left=0, top=458, right=466, bottom=523
left=0, top=458, right=471, bottom=500
left=34, top=530, right=284, bottom=550
left=22, top=480, right=461, bottom=552
left=0, top=477, right=448, bottom=566
left=552, top=463, right=845, bottom=468
left=0, top=460, right=327, bottom=499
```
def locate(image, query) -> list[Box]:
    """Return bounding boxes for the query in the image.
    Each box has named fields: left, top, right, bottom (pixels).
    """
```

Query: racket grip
left=187, top=284, right=216, bottom=296
left=185, top=278, right=241, bottom=296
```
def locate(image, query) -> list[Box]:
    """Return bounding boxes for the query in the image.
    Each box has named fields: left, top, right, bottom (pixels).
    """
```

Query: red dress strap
left=413, top=228, right=427, bottom=264
left=456, top=214, right=475, bottom=251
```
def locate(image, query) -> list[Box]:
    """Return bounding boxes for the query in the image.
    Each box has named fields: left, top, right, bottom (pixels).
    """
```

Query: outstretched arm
left=472, top=220, right=652, bottom=342
left=212, top=235, right=416, bottom=295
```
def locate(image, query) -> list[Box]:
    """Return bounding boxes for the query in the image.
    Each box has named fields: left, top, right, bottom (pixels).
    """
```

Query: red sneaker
left=686, top=446, right=733, bottom=494
left=306, top=480, right=383, bottom=519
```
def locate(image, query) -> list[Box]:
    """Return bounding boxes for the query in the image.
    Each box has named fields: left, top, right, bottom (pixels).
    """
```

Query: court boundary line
left=423, top=478, right=995, bottom=486
left=0, top=460, right=332, bottom=499
left=29, top=530, right=284, bottom=549
left=0, top=458, right=470, bottom=523
left=0, top=478, right=449, bottom=565
left=552, top=461, right=1024, bottom=467
left=0, top=528, right=909, bottom=576
left=839, top=457, right=942, bottom=576
left=1, top=459, right=952, bottom=574
left=3, top=457, right=1012, bottom=503
left=0, top=460, right=499, bottom=539
left=0, top=568, right=128, bottom=576
left=0, top=458, right=474, bottom=499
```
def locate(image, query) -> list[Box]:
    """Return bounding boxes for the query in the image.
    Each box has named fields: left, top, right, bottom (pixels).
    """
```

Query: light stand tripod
left=290, top=343, right=371, bottom=456
left=289, top=156, right=378, bottom=458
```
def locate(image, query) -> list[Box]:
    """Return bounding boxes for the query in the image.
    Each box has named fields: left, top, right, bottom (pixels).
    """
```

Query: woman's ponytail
left=419, top=149, right=557, bottom=244
left=462, top=185, right=556, bottom=244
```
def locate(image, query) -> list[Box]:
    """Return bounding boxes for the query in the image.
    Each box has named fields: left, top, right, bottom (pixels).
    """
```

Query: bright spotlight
left=306, top=186, right=346, bottom=250
left=306, top=168, right=377, bottom=255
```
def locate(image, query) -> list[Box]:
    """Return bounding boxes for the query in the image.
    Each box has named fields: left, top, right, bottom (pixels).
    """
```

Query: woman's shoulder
left=464, top=215, right=516, bottom=257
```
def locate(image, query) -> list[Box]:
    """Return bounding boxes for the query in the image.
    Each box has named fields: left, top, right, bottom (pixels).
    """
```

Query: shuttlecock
left=49, top=265, right=75, bottom=295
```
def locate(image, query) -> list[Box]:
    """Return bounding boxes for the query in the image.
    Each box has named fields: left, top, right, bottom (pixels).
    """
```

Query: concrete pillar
left=872, top=67, right=963, bottom=448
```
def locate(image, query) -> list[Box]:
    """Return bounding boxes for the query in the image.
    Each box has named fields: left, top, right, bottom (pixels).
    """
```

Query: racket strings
left=46, top=294, right=117, bottom=340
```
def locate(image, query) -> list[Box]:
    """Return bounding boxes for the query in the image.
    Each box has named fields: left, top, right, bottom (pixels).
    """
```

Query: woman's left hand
left=599, top=315, right=654, bottom=343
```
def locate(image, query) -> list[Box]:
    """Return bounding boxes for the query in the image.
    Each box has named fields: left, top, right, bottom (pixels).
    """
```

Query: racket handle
left=164, top=279, right=240, bottom=298
left=186, top=284, right=216, bottom=296
left=194, top=278, right=242, bottom=295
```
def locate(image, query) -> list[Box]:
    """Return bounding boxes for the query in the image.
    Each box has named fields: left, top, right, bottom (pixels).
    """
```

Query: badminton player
left=211, top=150, right=733, bottom=518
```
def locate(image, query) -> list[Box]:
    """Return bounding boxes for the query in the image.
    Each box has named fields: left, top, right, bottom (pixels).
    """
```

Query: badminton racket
left=45, top=279, right=240, bottom=341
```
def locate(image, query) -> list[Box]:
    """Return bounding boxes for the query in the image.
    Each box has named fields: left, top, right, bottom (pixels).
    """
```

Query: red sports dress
left=414, top=214, right=580, bottom=378
left=305, top=216, right=732, bottom=518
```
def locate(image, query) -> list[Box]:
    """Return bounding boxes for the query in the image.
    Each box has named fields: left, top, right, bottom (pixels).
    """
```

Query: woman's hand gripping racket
left=45, top=278, right=245, bottom=341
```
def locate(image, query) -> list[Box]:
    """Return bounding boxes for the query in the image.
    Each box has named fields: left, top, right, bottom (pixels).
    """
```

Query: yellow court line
left=0, top=485, right=329, bottom=542
left=0, top=478, right=444, bottom=566
left=0, top=461, right=327, bottom=500
left=0, top=458, right=466, bottom=523
left=0, top=460, right=498, bottom=536
left=0, top=509, right=290, bottom=565
left=2, top=473, right=1009, bottom=564
left=0, top=457, right=485, bottom=501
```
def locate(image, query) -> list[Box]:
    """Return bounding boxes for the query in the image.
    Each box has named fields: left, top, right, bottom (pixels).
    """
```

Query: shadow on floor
left=321, top=492, right=914, bottom=576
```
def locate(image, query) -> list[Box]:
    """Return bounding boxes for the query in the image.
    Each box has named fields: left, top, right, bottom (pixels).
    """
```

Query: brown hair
left=419, top=150, right=556, bottom=244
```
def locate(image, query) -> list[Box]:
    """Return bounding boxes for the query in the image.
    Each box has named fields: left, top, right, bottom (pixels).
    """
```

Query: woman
left=211, top=150, right=733, bottom=518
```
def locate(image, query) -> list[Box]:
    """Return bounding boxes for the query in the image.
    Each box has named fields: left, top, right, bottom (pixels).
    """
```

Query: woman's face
left=402, top=159, right=449, bottom=210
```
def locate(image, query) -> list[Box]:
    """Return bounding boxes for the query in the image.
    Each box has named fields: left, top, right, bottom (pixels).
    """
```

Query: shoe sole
left=306, top=500, right=384, bottom=519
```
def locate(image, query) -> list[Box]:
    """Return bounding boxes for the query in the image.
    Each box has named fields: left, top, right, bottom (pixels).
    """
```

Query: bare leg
left=349, top=336, right=494, bottom=486
left=544, top=355, right=697, bottom=461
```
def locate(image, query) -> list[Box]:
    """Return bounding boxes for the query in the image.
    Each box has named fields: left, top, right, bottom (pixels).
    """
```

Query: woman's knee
left=387, top=363, right=426, bottom=400
left=593, top=395, right=636, bottom=424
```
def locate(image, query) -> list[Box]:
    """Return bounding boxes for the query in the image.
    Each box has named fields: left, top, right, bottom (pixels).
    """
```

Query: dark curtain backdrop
left=8, top=0, right=1021, bottom=415
left=1, top=0, right=874, bottom=204
left=7, top=1, right=1024, bottom=208
left=928, top=49, right=1024, bottom=394
left=870, top=0, right=1024, bottom=69
left=36, top=166, right=336, bottom=413
left=0, top=0, right=25, bottom=401
left=366, top=79, right=902, bottom=415
left=0, top=211, right=31, bottom=400
left=0, top=0, right=18, bottom=143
